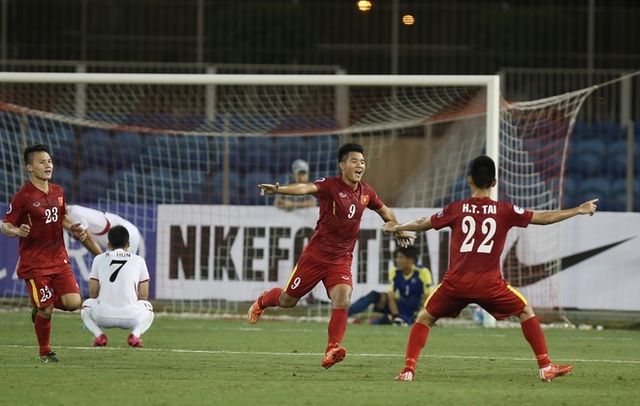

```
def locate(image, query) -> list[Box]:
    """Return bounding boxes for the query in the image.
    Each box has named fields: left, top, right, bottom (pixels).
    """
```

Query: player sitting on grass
left=384, top=155, right=598, bottom=382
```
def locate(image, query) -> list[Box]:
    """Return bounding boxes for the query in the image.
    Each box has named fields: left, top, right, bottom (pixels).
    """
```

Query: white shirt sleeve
left=138, top=257, right=150, bottom=282
left=89, top=254, right=101, bottom=280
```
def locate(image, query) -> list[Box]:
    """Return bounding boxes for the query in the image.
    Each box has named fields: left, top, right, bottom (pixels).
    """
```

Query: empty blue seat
left=81, top=129, right=113, bottom=170
left=53, top=166, right=75, bottom=200
left=113, top=131, right=144, bottom=169
left=77, top=168, right=111, bottom=202
left=577, top=176, right=610, bottom=203
left=573, top=139, right=606, bottom=156
left=574, top=152, right=604, bottom=177
left=241, top=136, right=275, bottom=174
left=242, top=171, right=273, bottom=205
left=210, top=171, right=242, bottom=204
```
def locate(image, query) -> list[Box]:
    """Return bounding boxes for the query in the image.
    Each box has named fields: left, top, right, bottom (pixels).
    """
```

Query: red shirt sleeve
left=3, top=193, right=26, bottom=226
left=366, top=187, right=384, bottom=211
left=313, top=177, right=332, bottom=199
left=501, top=202, right=533, bottom=228
left=430, top=202, right=458, bottom=230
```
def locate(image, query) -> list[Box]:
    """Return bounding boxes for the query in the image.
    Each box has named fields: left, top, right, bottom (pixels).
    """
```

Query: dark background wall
left=2, top=0, right=639, bottom=74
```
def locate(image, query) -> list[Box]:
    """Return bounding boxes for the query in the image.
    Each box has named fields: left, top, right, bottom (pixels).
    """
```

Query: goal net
left=0, top=73, right=592, bottom=318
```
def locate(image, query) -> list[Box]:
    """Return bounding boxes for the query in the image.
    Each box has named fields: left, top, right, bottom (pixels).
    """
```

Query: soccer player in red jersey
left=249, top=143, right=414, bottom=369
left=384, top=155, right=598, bottom=382
left=1, top=144, right=95, bottom=362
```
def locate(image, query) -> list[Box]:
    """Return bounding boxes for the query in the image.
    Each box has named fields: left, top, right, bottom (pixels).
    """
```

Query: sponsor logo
left=340, top=275, right=350, bottom=280
left=513, top=205, right=525, bottom=214
left=339, top=192, right=347, bottom=198
left=503, top=237, right=633, bottom=287
left=32, top=201, right=40, bottom=207
left=360, top=195, right=370, bottom=205
left=6, top=203, right=12, bottom=214
left=314, top=177, right=326, bottom=183
left=436, top=211, right=444, bottom=218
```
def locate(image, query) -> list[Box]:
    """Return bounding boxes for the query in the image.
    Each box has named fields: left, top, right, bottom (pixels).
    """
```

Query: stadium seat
left=146, top=134, right=209, bottom=172
left=574, top=151, right=604, bottom=177
left=274, top=136, right=308, bottom=174
left=77, top=168, right=111, bottom=202
left=111, top=169, right=144, bottom=204
left=577, top=176, right=610, bottom=205
left=242, top=171, right=273, bottom=205
left=49, top=126, right=76, bottom=169
left=572, top=122, right=595, bottom=140
left=573, top=138, right=606, bottom=156
left=210, top=170, right=242, bottom=204
left=53, top=166, right=75, bottom=200
left=210, top=135, right=241, bottom=172
left=241, top=136, right=275, bottom=174
left=113, top=131, right=145, bottom=169
left=80, top=129, right=114, bottom=170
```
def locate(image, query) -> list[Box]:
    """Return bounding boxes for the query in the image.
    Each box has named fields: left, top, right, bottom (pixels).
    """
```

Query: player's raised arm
left=530, top=198, right=598, bottom=225
left=258, top=181, right=318, bottom=196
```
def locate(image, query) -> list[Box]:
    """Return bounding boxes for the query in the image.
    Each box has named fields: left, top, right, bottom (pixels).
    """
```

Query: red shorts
left=24, top=267, right=80, bottom=308
left=425, top=279, right=527, bottom=320
left=283, top=252, right=352, bottom=299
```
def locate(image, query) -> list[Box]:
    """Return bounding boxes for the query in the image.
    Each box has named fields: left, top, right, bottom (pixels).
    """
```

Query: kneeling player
left=81, top=225, right=154, bottom=347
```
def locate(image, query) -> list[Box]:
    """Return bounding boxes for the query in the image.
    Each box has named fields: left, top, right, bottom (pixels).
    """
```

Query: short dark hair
left=337, top=143, right=364, bottom=162
left=468, top=155, right=496, bottom=189
left=108, top=225, right=130, bottom=249
left=23, top=144, right=50, bottom=165
left=394, top=245, right=419, bottom=263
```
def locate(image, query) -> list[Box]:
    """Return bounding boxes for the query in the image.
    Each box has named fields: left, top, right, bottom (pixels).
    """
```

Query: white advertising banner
left=156, top=205, right=640, bottom=311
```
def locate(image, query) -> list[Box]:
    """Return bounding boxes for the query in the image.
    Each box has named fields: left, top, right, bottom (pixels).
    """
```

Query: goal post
left=1, top=71, right=586, bottom=319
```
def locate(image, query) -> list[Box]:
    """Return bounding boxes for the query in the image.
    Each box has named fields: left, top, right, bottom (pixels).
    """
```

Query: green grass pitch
left=0, top=310, right=638, bottom=405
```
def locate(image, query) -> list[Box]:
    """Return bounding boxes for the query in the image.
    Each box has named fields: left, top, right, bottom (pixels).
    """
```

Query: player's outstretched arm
left=383, top=217, right=433, bottom=233
left=258, top=182, right=318, bottom=196
left=375, top=206, right=415, bottom=247
left=530, top=198, right=598, bottom=225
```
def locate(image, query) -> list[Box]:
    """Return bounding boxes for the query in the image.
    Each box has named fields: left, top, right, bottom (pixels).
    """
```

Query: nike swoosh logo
left=503, top=237, right=634, bottom=287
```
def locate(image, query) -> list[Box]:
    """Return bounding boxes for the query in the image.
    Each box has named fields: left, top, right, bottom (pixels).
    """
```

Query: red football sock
left=34, top=313, right=52, bottom=356
left=521, top=316, right=551, bottom=368
left=404, top=322, right=430, bottom=372
left=258, top=288, right=282, bottom=308
left=327, top=308, right=348, bottom=349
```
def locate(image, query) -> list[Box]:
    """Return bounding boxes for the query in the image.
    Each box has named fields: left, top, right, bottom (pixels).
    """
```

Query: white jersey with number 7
left=89, top=248, right=150, bottom=307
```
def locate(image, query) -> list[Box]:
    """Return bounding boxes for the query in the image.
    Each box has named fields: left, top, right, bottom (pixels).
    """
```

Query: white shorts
left=84, top=298, right=153, bottom=329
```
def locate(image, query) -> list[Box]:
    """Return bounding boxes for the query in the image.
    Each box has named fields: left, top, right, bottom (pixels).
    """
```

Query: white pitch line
left=1, top=344, right=639, bottom=365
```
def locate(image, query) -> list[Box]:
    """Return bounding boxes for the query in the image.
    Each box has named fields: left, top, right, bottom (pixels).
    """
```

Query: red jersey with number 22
left=3, top=182, right=70, bottom=279
left=304, top=176, right=384, bottom=264
left=430, top=196, right=533, bottom=293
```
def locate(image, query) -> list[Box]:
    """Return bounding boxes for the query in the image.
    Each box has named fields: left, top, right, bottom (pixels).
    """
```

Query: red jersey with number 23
left=3, top=181, right=70, bottom=279
left=430, top=196, right=533, bottom=293
left=303, top=176, right=384, bottom=264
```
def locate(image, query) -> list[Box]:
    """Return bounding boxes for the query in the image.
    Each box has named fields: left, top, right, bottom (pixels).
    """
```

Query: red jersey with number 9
left=303, top=176, right=384, bottom=264
left=3, top=181, right=70, bottom=279
left=430, top=196, right=533, bottom=292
